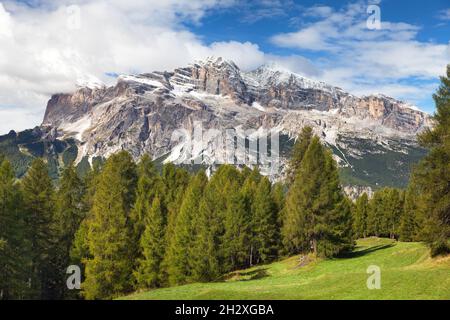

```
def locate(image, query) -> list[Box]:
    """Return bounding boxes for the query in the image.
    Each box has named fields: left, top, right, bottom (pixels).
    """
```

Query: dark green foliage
left=54, top=164, right=86, bottom=298
left=131, top=154, right=164, bottom=245
left=0, top=159, right=29, bottom=299
left=283, top=136, right=354, bottom=257
left=399, top=185, right=422, bottom=242
left=165, top=171, right=207, bottom=285
left=134, top=197, right=166, bottom=289
left=413, top=65, right=450, bottom=256
left=367, top=188, right=403, bottom=239
left=223, top=181, right=250, bottom=271
left=353, top=193, right=369, bottom=238
left=21, top=158, right=57, bottom=299
left=337, top=137, right=427, bottom=189
left=62, top=145, right=78, bottom=166
left=82, top=151, right=138, bottom=299
left=252, top=177, right=279, bottom=263
left=286, top=126, right=313, bottom=186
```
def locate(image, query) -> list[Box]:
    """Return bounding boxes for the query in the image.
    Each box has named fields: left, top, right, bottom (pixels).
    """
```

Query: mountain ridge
left=2, top=57, right=431, bottom=191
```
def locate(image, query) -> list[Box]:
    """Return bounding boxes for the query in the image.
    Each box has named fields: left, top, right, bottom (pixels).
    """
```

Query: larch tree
left=21, top=158, right=57, bottom=299
left=165, top=171, right=207, bottom=285
left=353, top=193, right=369, bottom=239
left=0, top=159, right=28, bottom=299
left=134, top=196, right=166, bottom=289
left=82, top=151, right=138, bottom=300
left=283, top=137, right=353, bottom=257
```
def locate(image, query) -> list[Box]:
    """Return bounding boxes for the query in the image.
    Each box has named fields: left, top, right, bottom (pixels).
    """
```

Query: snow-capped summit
left=38, top=57, right=432, bottom=188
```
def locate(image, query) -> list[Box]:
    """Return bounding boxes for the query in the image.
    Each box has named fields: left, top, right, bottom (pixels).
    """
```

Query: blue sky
left=190, top=0, right=450, bottom=112
left=0, top=0, right=448, bottom=133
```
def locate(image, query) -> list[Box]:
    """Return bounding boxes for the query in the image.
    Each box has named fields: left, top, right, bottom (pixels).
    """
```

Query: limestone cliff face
left=40, top=57, right=431, bottom=183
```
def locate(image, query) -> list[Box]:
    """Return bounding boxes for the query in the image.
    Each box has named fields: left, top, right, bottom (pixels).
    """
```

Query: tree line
left=0, top=128, right=353, bottom=299
left=0, top=66, right=448, bottom=300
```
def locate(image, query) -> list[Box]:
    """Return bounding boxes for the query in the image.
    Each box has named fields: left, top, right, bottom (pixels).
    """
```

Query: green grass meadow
left=122, top=238, right=450, bottom=300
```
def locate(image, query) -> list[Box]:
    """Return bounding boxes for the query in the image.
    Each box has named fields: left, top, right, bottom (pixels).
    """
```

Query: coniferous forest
left=0, top=67, right=449, bottom=300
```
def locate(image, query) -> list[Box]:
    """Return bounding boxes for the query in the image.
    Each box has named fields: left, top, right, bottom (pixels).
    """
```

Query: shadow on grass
left=222, top=268, right=269, bottom=282
left=340, top=243, right=396, bottom=259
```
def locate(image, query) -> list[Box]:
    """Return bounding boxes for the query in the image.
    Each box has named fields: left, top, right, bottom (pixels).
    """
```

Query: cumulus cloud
left=0, top=0, right=270, bottom=133
left=270, top=2, right=450, bottom=106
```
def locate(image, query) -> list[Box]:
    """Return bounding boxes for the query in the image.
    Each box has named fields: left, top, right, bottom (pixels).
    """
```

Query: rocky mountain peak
left=36, top=57, right=432, bottom=189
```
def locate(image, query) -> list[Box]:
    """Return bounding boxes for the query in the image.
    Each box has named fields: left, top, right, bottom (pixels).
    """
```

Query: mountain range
left=0, top=57, right=431, bottom=193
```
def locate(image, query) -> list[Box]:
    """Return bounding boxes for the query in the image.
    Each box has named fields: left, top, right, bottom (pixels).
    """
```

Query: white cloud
left=270, top=2, right=450, bottom=109
left=0, top=0, right=269, bottom=134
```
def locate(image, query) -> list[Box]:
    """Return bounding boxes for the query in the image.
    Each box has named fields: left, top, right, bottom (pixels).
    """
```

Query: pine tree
left=252, top=177, right=279, bottom=263
left=165, top=171, right=207, bottom=285
left=21, top=158, right=57, bottom=299
left=413, top=65, right=450, bottom=255
left=134, top=197, right=166, bottom=289
left=286, top=126, right=313, bottom=185
left=353, top=193, right=369, bottom=238
left=0, top=159, right=28, bottom=299
left=82, top=151, right=138, bottom=299
left=283, top=137, right=353, bottom=257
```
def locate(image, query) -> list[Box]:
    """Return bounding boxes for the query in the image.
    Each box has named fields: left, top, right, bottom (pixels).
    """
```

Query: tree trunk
left=312, top=238, right=317, bottom=256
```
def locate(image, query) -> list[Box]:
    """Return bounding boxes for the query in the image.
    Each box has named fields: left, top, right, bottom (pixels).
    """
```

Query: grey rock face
left=40, top=57, right=431, bottom=188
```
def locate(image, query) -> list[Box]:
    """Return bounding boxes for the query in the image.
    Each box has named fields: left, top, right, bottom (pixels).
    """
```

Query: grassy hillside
left=122, top=238, right=450, bottom=300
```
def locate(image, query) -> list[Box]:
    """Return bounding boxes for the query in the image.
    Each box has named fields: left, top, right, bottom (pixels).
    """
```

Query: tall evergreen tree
left=353, top=193, right=369, bottom=238
left=223, top=182, right=250, bottom=271
left=131, top=155, right=163, bottom=242
left=82, top=151, right=138, bottom=299
left=21, top=158, right=57, bottom=299
left=252, top=177, right=279, bottom=263
left=190, top=165, right=242, bottom=280
left=413, top=65, right=450, bottom=255
left=165, top=171, right=207, bottom=285
left=283, top=137, right=353, bottom=257
left=53, top=164, right=85, bottom=298
left=399, top=185, right=421, bottom=242
left=0, top=159, right=28, bottom=299
left=134, top=197, right=166, bottom=289
left=286, top=126, right=313, bottom=186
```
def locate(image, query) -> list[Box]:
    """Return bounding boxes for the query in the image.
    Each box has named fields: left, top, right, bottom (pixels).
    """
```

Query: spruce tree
left=283, top=137, right=353, bottom=257
left=413, top=65, right=450, bottom=255
left=21, top=158, right=57, bottom=299
left=134, top=197, right=166, bottom=289
left=82, top=151, right=138, bottom=299
left=353, top=193, right=369, bottom=238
